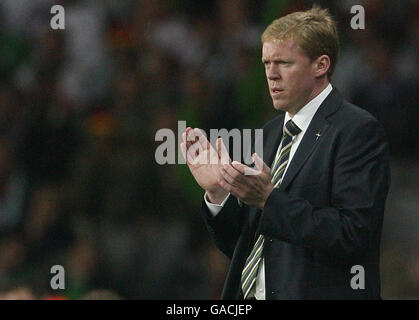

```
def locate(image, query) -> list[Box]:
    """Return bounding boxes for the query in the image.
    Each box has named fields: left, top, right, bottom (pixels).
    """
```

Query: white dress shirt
left=204, top=83, right=333, bottom=299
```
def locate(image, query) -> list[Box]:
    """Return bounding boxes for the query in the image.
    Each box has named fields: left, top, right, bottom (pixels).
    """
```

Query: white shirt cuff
left=204, top=192, right=231, bottom=216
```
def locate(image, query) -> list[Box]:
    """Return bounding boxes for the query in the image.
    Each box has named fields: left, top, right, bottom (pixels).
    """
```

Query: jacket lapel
left=279, top=88, right=343, bottom=191
left=278, top=118, right=329, bottom=191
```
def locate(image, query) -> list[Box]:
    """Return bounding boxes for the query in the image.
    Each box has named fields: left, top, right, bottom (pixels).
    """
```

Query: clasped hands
left=180, top=127, right=274, bottom=208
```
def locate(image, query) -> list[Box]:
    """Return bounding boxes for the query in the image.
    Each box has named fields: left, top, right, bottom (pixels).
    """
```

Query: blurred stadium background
left=0, top=0, right=417, bottom=299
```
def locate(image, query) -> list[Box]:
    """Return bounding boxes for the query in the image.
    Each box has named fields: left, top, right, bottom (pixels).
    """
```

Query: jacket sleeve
left=201, top=194, right=245, bottom=259
left=258, top=118, right=391, bottom=258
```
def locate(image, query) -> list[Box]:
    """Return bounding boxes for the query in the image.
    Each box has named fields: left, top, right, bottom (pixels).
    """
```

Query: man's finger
left=181, top=127, right=191, bottom=143
left=181, top=142, right=195, bottom=165
left=217, top=138, right=231, bottom=165
left=193, top=128, right=211, bottom=151
left=218, top=177, right=244, bottom=200
left=187, top=141, right=200, bottom=163
left=183, top=127, right=195, bottom=149
left=230, top=160, right=260, bottom=176
left=229, top=161, right=259, bottom=175
left=224, top=162, right=253, bottom=186
left=252, top=153, right=270, bottom=173
left=186, top=127, right=198, bottom=142
left=218, top=167, right=237, bottom=187
left=193, top=129, right=212, bottom=164
left=218, top=176, right=236, bottom=194
left=180, top=142, right=188, bottom=163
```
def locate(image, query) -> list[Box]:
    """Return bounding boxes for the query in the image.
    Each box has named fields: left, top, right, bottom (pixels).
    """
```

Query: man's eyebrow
left=261, top=58, right=288, bottom=63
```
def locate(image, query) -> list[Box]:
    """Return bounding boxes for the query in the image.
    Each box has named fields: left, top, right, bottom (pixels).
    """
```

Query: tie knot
left=284, top=120, right=301, bottom=137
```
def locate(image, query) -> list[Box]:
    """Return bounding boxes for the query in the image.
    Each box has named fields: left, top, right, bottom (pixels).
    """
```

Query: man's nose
left=266, top=65, right=280, bottom=80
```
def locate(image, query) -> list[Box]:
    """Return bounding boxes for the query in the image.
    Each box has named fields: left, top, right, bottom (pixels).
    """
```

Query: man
left=181, top=6, right=390, bottom=299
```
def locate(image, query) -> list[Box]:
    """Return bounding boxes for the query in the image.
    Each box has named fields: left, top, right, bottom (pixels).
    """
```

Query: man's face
left=262, top=38, right=317, bottom=115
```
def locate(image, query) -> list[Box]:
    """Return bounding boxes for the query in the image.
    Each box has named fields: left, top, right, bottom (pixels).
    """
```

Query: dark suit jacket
left=201, top=88, right=391, bottom=299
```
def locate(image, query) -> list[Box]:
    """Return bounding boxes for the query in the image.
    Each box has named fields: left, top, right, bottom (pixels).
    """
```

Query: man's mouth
left=271, top=88, right=284, bottom=95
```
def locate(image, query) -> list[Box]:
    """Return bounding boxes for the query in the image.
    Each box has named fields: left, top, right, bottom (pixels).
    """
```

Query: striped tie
left=241, top=119, right=301, bottom=299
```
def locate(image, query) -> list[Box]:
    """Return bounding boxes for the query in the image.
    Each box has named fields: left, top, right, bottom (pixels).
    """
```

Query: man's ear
left=314, top=55, right=330, bottom=78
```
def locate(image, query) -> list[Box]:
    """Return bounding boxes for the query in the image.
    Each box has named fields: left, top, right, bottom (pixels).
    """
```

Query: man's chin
left=272, top=100, right=287, bottom=111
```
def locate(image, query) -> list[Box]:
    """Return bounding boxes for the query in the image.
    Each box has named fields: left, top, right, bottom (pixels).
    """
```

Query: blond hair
left=261, top=5, right=339, bottom=78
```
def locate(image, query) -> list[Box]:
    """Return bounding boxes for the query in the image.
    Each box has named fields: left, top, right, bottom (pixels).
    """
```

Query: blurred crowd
left=0, top=0, right=417, bottom=299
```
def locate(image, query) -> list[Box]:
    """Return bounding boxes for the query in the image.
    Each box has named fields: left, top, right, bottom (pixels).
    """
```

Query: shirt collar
left=284, top=83, right=333, bottom=135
